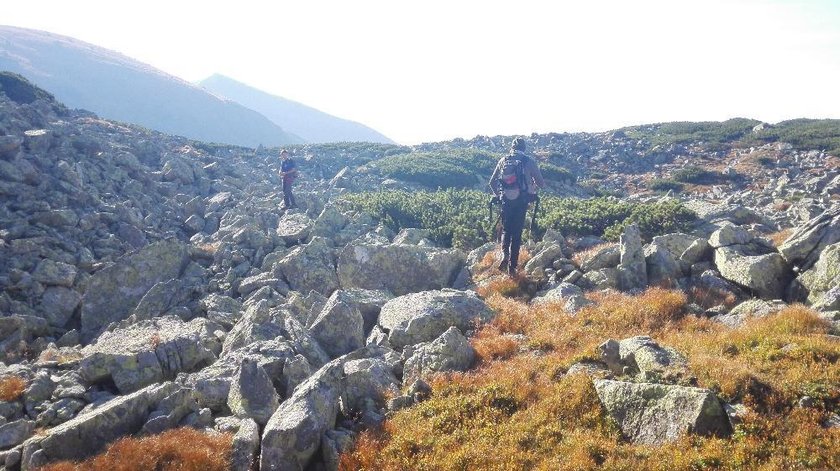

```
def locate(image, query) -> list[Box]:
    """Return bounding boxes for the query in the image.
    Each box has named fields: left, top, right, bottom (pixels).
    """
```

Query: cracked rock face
left=377, top=289, right=493, bottom=349
left=402, top=326, right=475, bottom=384
left=227, top=358, right=279, bottom=426
left=20, top=382, right=182, bottom=470
left=274, top=236, right=339, bottom=297
left=714, top=246, right=791, bottom=299
left=80, top=240, right=190, bottom=339
left=778, top=206, right=840, bottom=271
left=307, top=290, right=365, bottom=359
left=79, top=316, right=220, bottom=393
left=337, top=243, right=466, bottom=296
left=790, top=242, right=840, bottom=304
left=594, top=379, right=731, bottom=445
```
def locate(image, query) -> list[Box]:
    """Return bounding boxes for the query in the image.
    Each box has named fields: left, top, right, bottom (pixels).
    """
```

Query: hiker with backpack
left=489, top=137, right=545, bottom=275
left=278, top=149, right=298, bottom=210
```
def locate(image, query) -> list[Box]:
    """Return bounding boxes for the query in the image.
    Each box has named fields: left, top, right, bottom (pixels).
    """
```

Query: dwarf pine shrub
left=368, top=149, right=499, bottom=188
left=341, top=191, right=696, bottom=250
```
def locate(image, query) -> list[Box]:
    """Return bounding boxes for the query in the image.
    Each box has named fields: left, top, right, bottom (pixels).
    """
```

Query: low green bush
left=745, top=119, right=840, bottom=156
left=602, top=199, right=697, bottom=241
left=541, top=163, right=574, bottom=183
left=671, top=165, right=724, bottom=184
left=368, top=149, right=500, bottom=188
left=756, top=156, right=776, bottom=167
left=648, top=179, right=685, bottom=192
left=622, top=118, right=761, bottom=151
left=341, top=191, right=697, bottom=250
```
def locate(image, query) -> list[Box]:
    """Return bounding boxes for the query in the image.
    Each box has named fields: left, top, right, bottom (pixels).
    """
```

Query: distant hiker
left=279, top=149, right=298, bottom=209
left=489, top=137, right=545, bottom=275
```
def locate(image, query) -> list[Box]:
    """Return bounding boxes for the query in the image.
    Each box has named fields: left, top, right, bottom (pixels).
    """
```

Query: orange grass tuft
left=571, top=242, right=617, bottom=267
left=476, top=276, right=524, bottom=299
left=471, top=324, right=520, bottom=363
left=0, top=375, right=26, bottom=402
left=38, top=427, right=233, bottom=471
left=768, top=228, right=793, bottom=247
left=688, top=286, right=738, bottom=309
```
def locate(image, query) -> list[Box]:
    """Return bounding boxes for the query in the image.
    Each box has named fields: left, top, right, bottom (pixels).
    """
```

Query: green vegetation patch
left=648, top=179, right=685, bottom=192
left=541, top=163, right=574, bottom=183
left=622, top=118, right=761, bottom=151
left=747, top=119, right=840, bottom=156
left=622, top=118, right=840, bottom=156
left=671, top=165, right=726, bottom=185
left=307, top=142, right=411, bottom=158
left=341, top=190, right=697, bottom=250
left=541, top=197, right=696, bottom=242
left=341, top=189, right=492, bottom=249
left=0, top=71, right=58, bottom=105
left=368, top=149, right=500, bottom=188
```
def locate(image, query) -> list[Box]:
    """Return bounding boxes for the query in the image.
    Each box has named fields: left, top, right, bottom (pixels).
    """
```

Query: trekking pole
left=488, top=197, right=494, bottom=229
left=529, top=194, right=541, bottom=242
left=488, top=196, right=502, bottom=243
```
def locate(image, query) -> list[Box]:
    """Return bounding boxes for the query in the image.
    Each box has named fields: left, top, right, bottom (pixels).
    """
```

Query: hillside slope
left=1, top=74, right=838, bottom=471
left=199, top=74, right=394, bottom=144
left=0, top=25, right=302, bottom=147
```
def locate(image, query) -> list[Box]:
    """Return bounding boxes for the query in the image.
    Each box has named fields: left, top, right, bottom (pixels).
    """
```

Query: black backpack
left=499, top=153, right=528, bottom=193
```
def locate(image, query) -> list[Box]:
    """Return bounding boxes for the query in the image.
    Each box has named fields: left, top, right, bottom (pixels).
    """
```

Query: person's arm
left=527, top=158, right=545, bottom=189
left=282, top=161, right=299, bottom=177
left=488, top=161, right=501, bottom=197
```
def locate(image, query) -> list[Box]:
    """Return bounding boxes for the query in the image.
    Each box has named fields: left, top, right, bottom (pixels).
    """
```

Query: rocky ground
left=0, top=74, right=838, bottom=470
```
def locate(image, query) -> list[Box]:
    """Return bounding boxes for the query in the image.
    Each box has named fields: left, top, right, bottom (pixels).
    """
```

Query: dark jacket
left=488, top=151, right=545, bottom=200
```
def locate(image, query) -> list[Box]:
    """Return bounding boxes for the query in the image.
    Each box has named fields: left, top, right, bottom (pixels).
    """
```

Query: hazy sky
left=3, top=0, right=840, bottom=144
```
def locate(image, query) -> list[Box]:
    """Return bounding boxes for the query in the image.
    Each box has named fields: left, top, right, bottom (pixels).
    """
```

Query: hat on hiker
left=511, top=137, right=526, bottom=152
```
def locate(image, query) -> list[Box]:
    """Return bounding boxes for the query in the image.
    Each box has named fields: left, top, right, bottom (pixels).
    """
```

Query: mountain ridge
left=0, top=25, right=303, bottom=147
left=198, top=74, right=393, bottom=144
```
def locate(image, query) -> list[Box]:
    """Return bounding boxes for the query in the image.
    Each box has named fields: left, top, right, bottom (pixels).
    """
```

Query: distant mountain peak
left=0, top=25, right=302, bottom=147
left=199, top=74, right=394, bottom=144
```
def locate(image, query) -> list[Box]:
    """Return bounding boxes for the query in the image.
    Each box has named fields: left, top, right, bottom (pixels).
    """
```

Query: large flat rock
left=80, top=241, right=189, bottom=339
left=594, top=379, right=731, bottom=445
left=337, top=243, right=465, bottom=296
left=20, top=382, right=180, bottom=470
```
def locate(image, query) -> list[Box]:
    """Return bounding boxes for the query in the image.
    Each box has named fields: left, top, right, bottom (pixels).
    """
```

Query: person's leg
left=500, top=232, right=511, bottom=270
left=289, top=183, right=296, bottom=208
left=508, top=198, right=528, bottom=273
left=499, top=201, right=514, bottom=270
left=282, top=180, right=292, bottom=208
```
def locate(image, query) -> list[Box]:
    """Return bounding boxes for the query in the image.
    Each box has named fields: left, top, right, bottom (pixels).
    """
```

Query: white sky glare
left=3, top=0, right=840, bottom=144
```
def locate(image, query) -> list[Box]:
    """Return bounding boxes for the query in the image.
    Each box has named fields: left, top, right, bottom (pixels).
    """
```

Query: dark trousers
left=501, top=196, right=528, bottom=269
left=282, top=178, right=296, bottom=208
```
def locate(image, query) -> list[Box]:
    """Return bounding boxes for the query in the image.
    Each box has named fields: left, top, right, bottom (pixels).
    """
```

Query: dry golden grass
left=0, top=375, right=26, bottom=402
left=193, top=241, right=222, bottom=256
left=476, top=276, right=528, bottom=299
left=772, top=201, right=792, bottom=212
left=571, top=242, right=617, bottom=267
left=473, top=246, right=535, bottom=300
left=688, top=286, right=738, bottom=310
left=343, top=288, right=840, bottom=470
left=768, top=228, right=793, bottom=247
left=37, top=347, right=83, bottom=365
left=476, top=247, right=533, bottom=275
left=472, top=324, right=520, bottom=363
left=39, top=427, right=233, bottom=471
left=477, top=249, right=500, bottom=272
